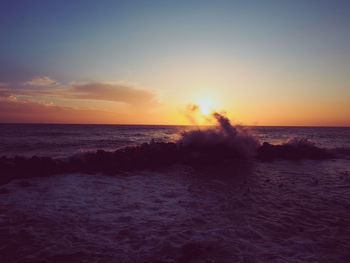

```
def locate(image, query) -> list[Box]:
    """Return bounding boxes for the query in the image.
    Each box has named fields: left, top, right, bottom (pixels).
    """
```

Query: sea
left=0, top=124, right=349, bottom=158
left=1, top=124, right=350, bottom=262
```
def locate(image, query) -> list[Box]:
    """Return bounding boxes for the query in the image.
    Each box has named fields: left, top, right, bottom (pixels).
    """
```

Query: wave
left=0, top=113, right=341, bottom=185
left=178, top=112, right=260, bottom=159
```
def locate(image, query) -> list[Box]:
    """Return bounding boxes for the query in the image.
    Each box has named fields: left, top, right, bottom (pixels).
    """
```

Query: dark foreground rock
left=0, top=140, right=334, bottom=185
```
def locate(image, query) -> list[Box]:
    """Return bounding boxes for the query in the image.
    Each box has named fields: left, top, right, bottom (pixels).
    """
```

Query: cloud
left=0, top=87, right=59, bottom=98
left=1, top=78, right=159, bottom=107
left=0, top=96, right=124, bottom=124
left=23, top=76, right=58, bottom=87
left=0, top=89, right=11, bottom=97
left=68, top=82, right=158, bottom=106
left=0, top=77, right=161, bottom=123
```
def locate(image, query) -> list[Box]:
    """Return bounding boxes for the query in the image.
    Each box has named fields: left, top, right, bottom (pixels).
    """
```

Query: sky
left=0, top=0, right=349, bottom=126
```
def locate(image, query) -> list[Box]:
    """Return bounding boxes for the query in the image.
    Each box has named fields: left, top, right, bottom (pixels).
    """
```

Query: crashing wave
left=178, top=112, right=260, bottom=159
left=0, top=114, right=337, bottom=185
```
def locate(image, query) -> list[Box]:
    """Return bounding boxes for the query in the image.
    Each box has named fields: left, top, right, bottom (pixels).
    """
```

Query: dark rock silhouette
left=0, top=137, right=335, bottom=185
left=0, top=188, right=9, bottom=194
left=0, top=115, right=335, bottom=185
left=18, top=180, right=33, bottom=187
left=257, top=138, right=334, bottom=161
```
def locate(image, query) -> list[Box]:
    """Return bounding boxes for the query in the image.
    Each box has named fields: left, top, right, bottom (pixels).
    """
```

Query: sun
left=197, top=97, right=218, bottom=115
left=199, top=102, right=211, bottom=115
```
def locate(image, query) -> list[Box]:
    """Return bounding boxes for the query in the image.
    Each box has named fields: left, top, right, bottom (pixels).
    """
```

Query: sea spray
left=178, top=111, right=260, bottom=159
left=0, top=114, right=339, bottom=184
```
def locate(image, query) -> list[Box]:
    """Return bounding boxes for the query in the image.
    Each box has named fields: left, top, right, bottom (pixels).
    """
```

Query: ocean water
left=1, top=124, right=350, bottom=262
left=0, top=124, right=189, bottom=158
left=0, top=124, right=349, bottom=158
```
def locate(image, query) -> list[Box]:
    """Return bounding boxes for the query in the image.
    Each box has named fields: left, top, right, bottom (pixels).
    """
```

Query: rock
left=0, top=188, right=9, bottom=194
left=18, top=181, right=33, bottom=187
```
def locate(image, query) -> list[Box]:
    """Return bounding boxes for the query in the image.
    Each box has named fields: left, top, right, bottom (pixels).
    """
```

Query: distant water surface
left=0, top=124, right=349, bottom=158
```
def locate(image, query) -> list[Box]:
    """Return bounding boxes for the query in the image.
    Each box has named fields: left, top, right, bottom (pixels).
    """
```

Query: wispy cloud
left=0, top=96, right=121, bottom=124
left=0, top=78, right=159, bottom=107
left=0, top=89, right=11, bottom=97
left=68, top=82, right=158, bottom=106
left=0, top=76, right=161, bottom=123
left=23, top=76, right=58, bottom=87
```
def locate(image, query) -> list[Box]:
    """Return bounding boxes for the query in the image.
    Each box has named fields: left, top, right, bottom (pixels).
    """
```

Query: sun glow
left=196, top=96, right=218, bottom=115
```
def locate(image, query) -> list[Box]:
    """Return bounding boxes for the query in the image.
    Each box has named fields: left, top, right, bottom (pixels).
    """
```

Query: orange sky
left=0, top=78, right=349, bottom=126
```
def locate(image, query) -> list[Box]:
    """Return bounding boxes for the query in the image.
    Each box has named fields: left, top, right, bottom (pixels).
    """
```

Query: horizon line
left=0, top=122, right=349, bottom=128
